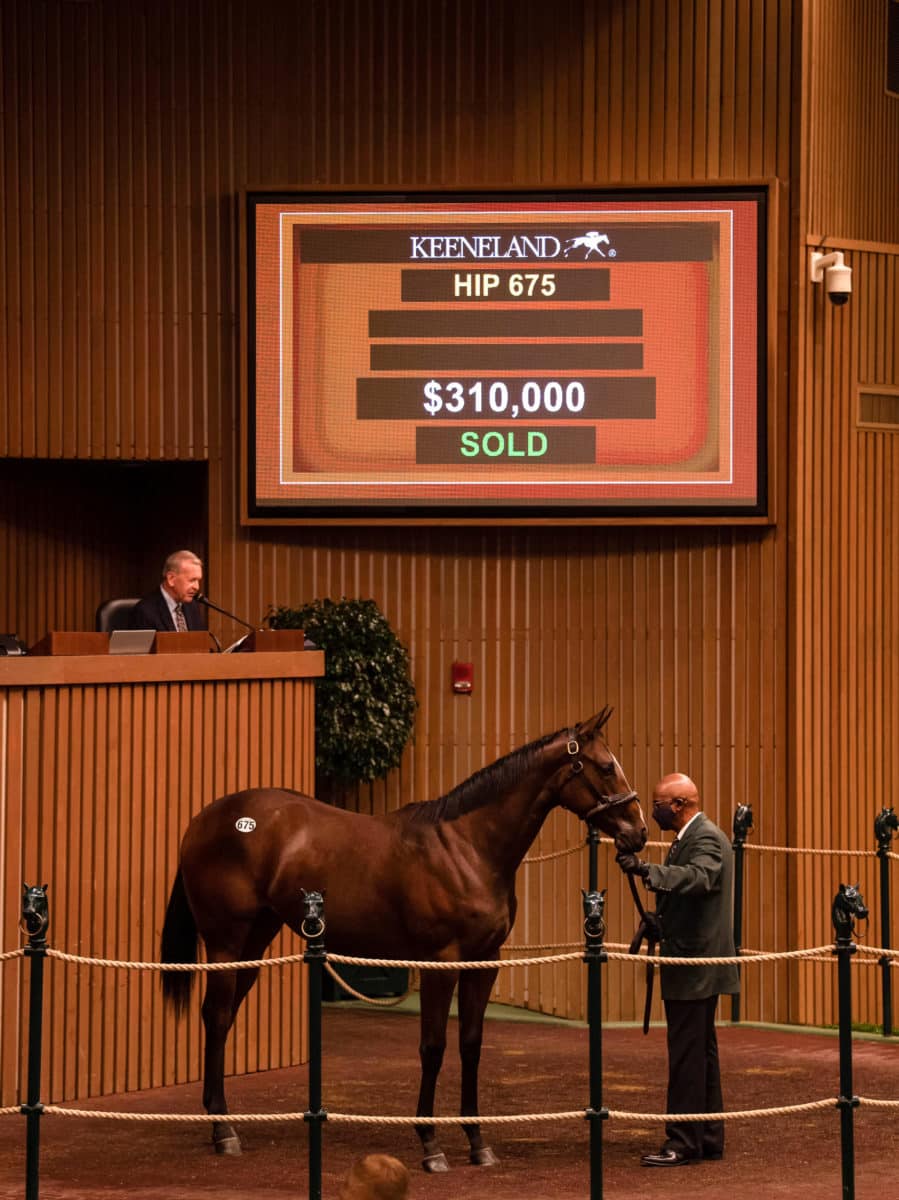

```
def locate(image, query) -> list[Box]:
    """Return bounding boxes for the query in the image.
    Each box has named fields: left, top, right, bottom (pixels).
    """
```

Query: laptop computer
left=108, top=629, right=156, bottom=655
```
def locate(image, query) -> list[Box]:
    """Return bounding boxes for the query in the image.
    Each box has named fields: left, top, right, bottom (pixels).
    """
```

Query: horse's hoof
left=470, top=1146, right=500, bottom=1167
left=422, top=1152, right=450, bottom=1173
left=213, top=1135, right=242, bottom=1156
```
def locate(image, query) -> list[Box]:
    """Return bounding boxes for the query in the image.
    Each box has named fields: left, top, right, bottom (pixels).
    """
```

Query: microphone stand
left=194, top=594, right=261, bottom=653
left=195, top=593, right=258, bottom=632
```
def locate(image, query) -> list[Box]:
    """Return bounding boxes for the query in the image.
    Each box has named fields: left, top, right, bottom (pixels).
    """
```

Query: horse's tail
left=160, top=869, right=197, bottom=1017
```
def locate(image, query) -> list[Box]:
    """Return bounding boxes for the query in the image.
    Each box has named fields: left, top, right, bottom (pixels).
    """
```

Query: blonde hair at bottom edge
left=337, top=1153, right=410, bottom=1200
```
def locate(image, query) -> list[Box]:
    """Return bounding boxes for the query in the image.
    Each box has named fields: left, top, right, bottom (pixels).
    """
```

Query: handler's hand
left=616, top=852, right=649, bottom=879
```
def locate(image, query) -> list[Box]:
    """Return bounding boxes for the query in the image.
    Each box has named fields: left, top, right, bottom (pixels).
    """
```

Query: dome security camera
left=809, top=250, right=852, bottom=306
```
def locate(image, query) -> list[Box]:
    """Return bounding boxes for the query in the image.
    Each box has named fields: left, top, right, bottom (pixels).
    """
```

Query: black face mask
left=652, top=800, right=678, bottom=831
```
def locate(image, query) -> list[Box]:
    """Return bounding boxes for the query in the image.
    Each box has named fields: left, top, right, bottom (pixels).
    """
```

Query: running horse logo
left=563, top=231, right=610, bottom=259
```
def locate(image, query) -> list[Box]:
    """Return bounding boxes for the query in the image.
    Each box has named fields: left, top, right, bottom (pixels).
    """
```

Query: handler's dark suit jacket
left=644, top=812, right=740, bottom=1001
left=129, top=589, right=206, bottom=633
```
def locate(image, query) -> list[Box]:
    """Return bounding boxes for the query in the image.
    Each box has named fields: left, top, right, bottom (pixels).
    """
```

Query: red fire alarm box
left=451, top=661, right=474, bottom=694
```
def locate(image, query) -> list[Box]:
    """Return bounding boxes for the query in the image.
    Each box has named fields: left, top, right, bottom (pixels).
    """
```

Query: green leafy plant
left=269, top=597, right=417, bottom=797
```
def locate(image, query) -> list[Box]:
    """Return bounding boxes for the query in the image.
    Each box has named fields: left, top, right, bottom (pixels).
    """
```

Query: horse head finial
left=732, top=804, right=754, bottom=843
left=21, top=883, right=50, bottom=940
left=300, top=888, right=325, bottom=941
left=581, top=888, right=606, bottom=941
left=874, top=807, right=899, bottom=853
left=831, top=882, right=868, bottom=939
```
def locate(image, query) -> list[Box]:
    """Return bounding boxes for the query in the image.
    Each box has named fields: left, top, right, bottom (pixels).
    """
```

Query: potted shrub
left=268, top=597, right=417, bottom=802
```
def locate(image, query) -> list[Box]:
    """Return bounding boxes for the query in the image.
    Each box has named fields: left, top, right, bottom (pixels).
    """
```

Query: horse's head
left=21, top=883, right=50, bottom=939
left=552, top=708, right=647, bottom=852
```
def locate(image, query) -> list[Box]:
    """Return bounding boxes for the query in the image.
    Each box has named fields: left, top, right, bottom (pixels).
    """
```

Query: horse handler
left=616, top=773, right=740, bottom=1167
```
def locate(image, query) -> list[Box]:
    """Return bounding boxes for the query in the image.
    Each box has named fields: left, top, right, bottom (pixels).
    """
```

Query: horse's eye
left=599, top=761, right=617, bottom=777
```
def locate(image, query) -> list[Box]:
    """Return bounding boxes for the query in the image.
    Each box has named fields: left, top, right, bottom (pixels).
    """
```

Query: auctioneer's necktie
left=174, top=603, right=188, bottom=632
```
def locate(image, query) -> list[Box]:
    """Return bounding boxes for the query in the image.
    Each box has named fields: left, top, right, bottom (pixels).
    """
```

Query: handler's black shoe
left=640, top=1148, right=696, bottom=1167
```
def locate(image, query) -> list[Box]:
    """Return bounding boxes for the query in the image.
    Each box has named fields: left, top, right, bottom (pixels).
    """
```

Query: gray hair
left=162, top=550, right=203, bottom=579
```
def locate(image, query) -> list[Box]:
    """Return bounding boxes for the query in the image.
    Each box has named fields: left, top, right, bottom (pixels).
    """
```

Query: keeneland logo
left=409, top=233, right=561, bottom=260
left=408, top=230, right=615, bottom=261
left=563, top=231, right=612, bottom=259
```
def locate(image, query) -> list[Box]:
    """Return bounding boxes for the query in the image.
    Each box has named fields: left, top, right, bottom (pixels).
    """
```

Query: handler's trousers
left=662, top=995, right=724, bottom=1159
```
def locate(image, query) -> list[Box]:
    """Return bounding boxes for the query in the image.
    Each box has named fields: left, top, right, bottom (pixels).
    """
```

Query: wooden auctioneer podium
left=0, top=629, right=323, bottom=1107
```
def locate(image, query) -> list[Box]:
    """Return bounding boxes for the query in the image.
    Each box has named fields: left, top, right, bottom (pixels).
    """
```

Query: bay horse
left=160, top=707, right=646, bottom=1170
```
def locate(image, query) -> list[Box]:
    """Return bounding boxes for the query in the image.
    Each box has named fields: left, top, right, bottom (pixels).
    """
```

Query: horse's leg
left=201, top=911, right=283, bottom=1155
left=415, top=967, right=459, bottom=1173
left=457, top=964, right=501, bottom=1167
left=201, top=964, right=243, bottom=1154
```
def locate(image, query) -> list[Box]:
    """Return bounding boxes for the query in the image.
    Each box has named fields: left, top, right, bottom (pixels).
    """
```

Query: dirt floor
left=1, top=1001, right=897, bottom=1200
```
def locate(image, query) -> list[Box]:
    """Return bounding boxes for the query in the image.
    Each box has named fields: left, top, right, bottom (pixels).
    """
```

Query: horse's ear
left=577, top=706, right=614, bottom=740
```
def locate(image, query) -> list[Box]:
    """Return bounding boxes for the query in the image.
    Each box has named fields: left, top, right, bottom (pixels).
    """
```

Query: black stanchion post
left=20, top=884, right=50, bottom=1200
left=832, top=883, right=867, bottom=1200
left=302, top=890, right=327, bottom=1200
left=582, top=888, right=607, bottom=1200
left=730, top=804, right=753, bottom=1023
left=873, top=808, right=897, bottom=1037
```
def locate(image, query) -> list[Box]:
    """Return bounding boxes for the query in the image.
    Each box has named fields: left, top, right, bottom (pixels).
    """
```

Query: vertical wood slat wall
left=0, top=0, right=894, bottom=1068
left=793, top=246, right=899, bottom=1026
left=0, top=671, right=315, bottom=1107
left=791, top=2, right=899, bottom=1027
left=0, top=0, right=794, bottom=1024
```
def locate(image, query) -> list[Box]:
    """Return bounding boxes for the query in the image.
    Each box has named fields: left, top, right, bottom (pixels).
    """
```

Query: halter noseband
left=561, top=732, right=638, bottom=822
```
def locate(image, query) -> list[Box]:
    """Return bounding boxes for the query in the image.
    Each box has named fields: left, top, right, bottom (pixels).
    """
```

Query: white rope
left=744, top=843, right=878, bottom=857
left=322, top=961, right=413, bottom=1008
left=522, top=844, right=583, bottom=864
left=328, top=951, right=584, bottom=970
left=606, top=1099, right=838, bottom=1122
left=330, top=945, right=840, bottom=970
left=522, top=835, right=893, bottom=864
left=11, top=943, right=873, bottom=974
left=604, top=945, right=837, bottom=966
left=9, top=1095, right=894, bottom=1127
left=847, top=944, right=899, bottom=960
left=502, top=941, right=583, bottom=952
left=45, top=948, right=306, bottom=971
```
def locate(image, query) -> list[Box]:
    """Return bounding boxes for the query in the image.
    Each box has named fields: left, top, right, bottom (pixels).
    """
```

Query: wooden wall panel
left=0, top=665, right=317, bottom=1106
left=792, top=0, right=899, bottom=1029
left=792, top=245, right=899, bottom=1028
left=804, top=0, right=899, bottom=245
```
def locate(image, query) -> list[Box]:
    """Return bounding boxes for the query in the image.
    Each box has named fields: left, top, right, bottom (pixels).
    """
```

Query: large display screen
left=244, top=188, right=767, bottom=522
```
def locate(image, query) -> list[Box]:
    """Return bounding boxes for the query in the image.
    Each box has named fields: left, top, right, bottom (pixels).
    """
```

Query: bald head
left=651, top=772, right=700, bottom=832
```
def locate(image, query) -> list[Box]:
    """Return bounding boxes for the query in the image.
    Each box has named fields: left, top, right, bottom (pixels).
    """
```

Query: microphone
left=194, top=593, right=257, bottom=632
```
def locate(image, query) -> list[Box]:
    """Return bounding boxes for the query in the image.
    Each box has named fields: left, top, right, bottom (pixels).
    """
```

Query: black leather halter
left=560, top=732, right=639, bottom=822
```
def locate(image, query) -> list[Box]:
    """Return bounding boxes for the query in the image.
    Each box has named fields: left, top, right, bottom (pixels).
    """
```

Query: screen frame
left=241, top=184, right=770, bottom=526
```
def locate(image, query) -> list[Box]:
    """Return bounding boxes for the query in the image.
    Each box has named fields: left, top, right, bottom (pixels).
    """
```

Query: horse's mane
left=400, top=726, right=565, bottom=826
